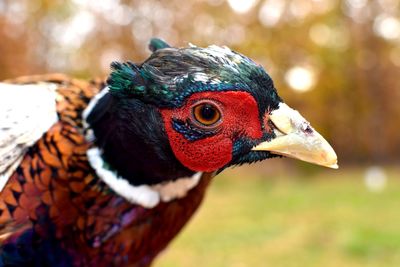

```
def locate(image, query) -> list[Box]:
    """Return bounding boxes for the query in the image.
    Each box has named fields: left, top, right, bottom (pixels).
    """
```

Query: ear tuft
left=107, top=61, right=147, bottom=98
left=148, top=38, right=171, bottom=52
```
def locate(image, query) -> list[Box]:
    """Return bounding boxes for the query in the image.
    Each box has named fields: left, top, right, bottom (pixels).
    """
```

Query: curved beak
left=252, top=103, right=338, bottom=169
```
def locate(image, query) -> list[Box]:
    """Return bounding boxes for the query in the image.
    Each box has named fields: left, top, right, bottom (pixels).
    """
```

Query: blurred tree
left=0, top=0, right=399, bottom=164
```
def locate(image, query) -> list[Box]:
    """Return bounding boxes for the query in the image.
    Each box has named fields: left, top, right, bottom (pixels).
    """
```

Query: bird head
left=87, top=38, right=337, bottom=186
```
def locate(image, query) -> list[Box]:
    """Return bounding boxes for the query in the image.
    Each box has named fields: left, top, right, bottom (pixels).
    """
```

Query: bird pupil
left=201, top=105, right=216, bottom=121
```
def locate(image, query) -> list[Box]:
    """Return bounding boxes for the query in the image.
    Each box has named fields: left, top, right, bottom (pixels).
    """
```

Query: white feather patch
left=82, top=86, right=109, bottom=122
left=152, top=172, right=202, bottom=202
left=0, top=82, right=58, bottom=191
left=87, top=147, right=202, bottom=208
left=82, top=86, right=109, bottom=142
left=191, top=73, right=221, bottom=84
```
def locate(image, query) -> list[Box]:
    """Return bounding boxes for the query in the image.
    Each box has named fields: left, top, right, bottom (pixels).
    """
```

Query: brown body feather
left=0, top=75, right=213, bottom=267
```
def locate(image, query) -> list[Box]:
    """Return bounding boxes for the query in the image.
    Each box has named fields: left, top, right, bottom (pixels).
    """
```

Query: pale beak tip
left=327, top=163, right=339, bottom=169
left=323, top=148, right=338, bottom=169
left=321, top=149, right=339, bottom=169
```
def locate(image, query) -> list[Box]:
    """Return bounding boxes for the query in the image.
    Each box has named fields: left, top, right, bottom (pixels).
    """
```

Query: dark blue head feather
left=97, top=39, right=284, bottom=184
left=107, top=61, right=147, bottom=98
left=106, top=40, right=281, bottom=114
left=148, top=38, right=171, bottom=52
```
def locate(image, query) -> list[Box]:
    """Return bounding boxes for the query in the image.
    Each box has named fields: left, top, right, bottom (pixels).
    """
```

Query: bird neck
left=83, top=88, right=195, bottom=187
left=87, top=146, right=204, bottom=208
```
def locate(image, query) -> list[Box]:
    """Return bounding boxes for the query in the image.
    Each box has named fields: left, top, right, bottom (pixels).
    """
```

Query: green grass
left=155, top=163, right=400, bottom=267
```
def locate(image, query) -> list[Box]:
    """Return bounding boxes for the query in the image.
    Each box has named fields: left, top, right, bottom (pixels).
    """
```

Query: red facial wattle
left=160, top=91, right=264, bottom=172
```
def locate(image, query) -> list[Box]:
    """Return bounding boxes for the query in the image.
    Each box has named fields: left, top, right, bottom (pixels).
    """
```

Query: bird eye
left=192, top=103, right=221, bottom=126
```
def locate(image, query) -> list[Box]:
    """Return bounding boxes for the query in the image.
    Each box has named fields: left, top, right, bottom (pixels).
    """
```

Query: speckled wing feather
left=0, top=83, right=58, bottom=191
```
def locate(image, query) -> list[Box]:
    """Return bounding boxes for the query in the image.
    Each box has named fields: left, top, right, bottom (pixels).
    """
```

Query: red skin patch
left=160, top=91, right=263, bottom=172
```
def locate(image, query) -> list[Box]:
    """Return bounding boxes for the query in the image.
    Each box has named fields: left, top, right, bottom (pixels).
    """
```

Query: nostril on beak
left=302, top=124, right=314, bottom=134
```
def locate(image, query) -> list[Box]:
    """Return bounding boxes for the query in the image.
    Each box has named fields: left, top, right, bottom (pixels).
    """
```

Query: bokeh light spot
left=258, top=0, right=285, bottom=27
left=285, top=66, right=316, bottom=92
left=55, top=10, right=95, bottom=48
left=364, top=166, right=387, bottom=193
left=227, top=0, right=259, bottom=14
left=373, top=14, right=400, bottom=40
left=289, top=0, right=312, bottom=20
left=309, top=23, right=331, bottom=46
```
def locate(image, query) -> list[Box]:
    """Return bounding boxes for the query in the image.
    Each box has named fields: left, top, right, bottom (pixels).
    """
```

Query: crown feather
left=107, top=61, right=147, bottom=98
left=148, top=38, right=171, bottom=52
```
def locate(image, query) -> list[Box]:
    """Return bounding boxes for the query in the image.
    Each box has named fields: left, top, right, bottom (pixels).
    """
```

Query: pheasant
left=0, top=39, right=337, bottom=267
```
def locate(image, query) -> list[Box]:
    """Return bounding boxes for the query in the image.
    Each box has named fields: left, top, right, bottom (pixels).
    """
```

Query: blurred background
left=0, top=0, right=399, bottom=266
